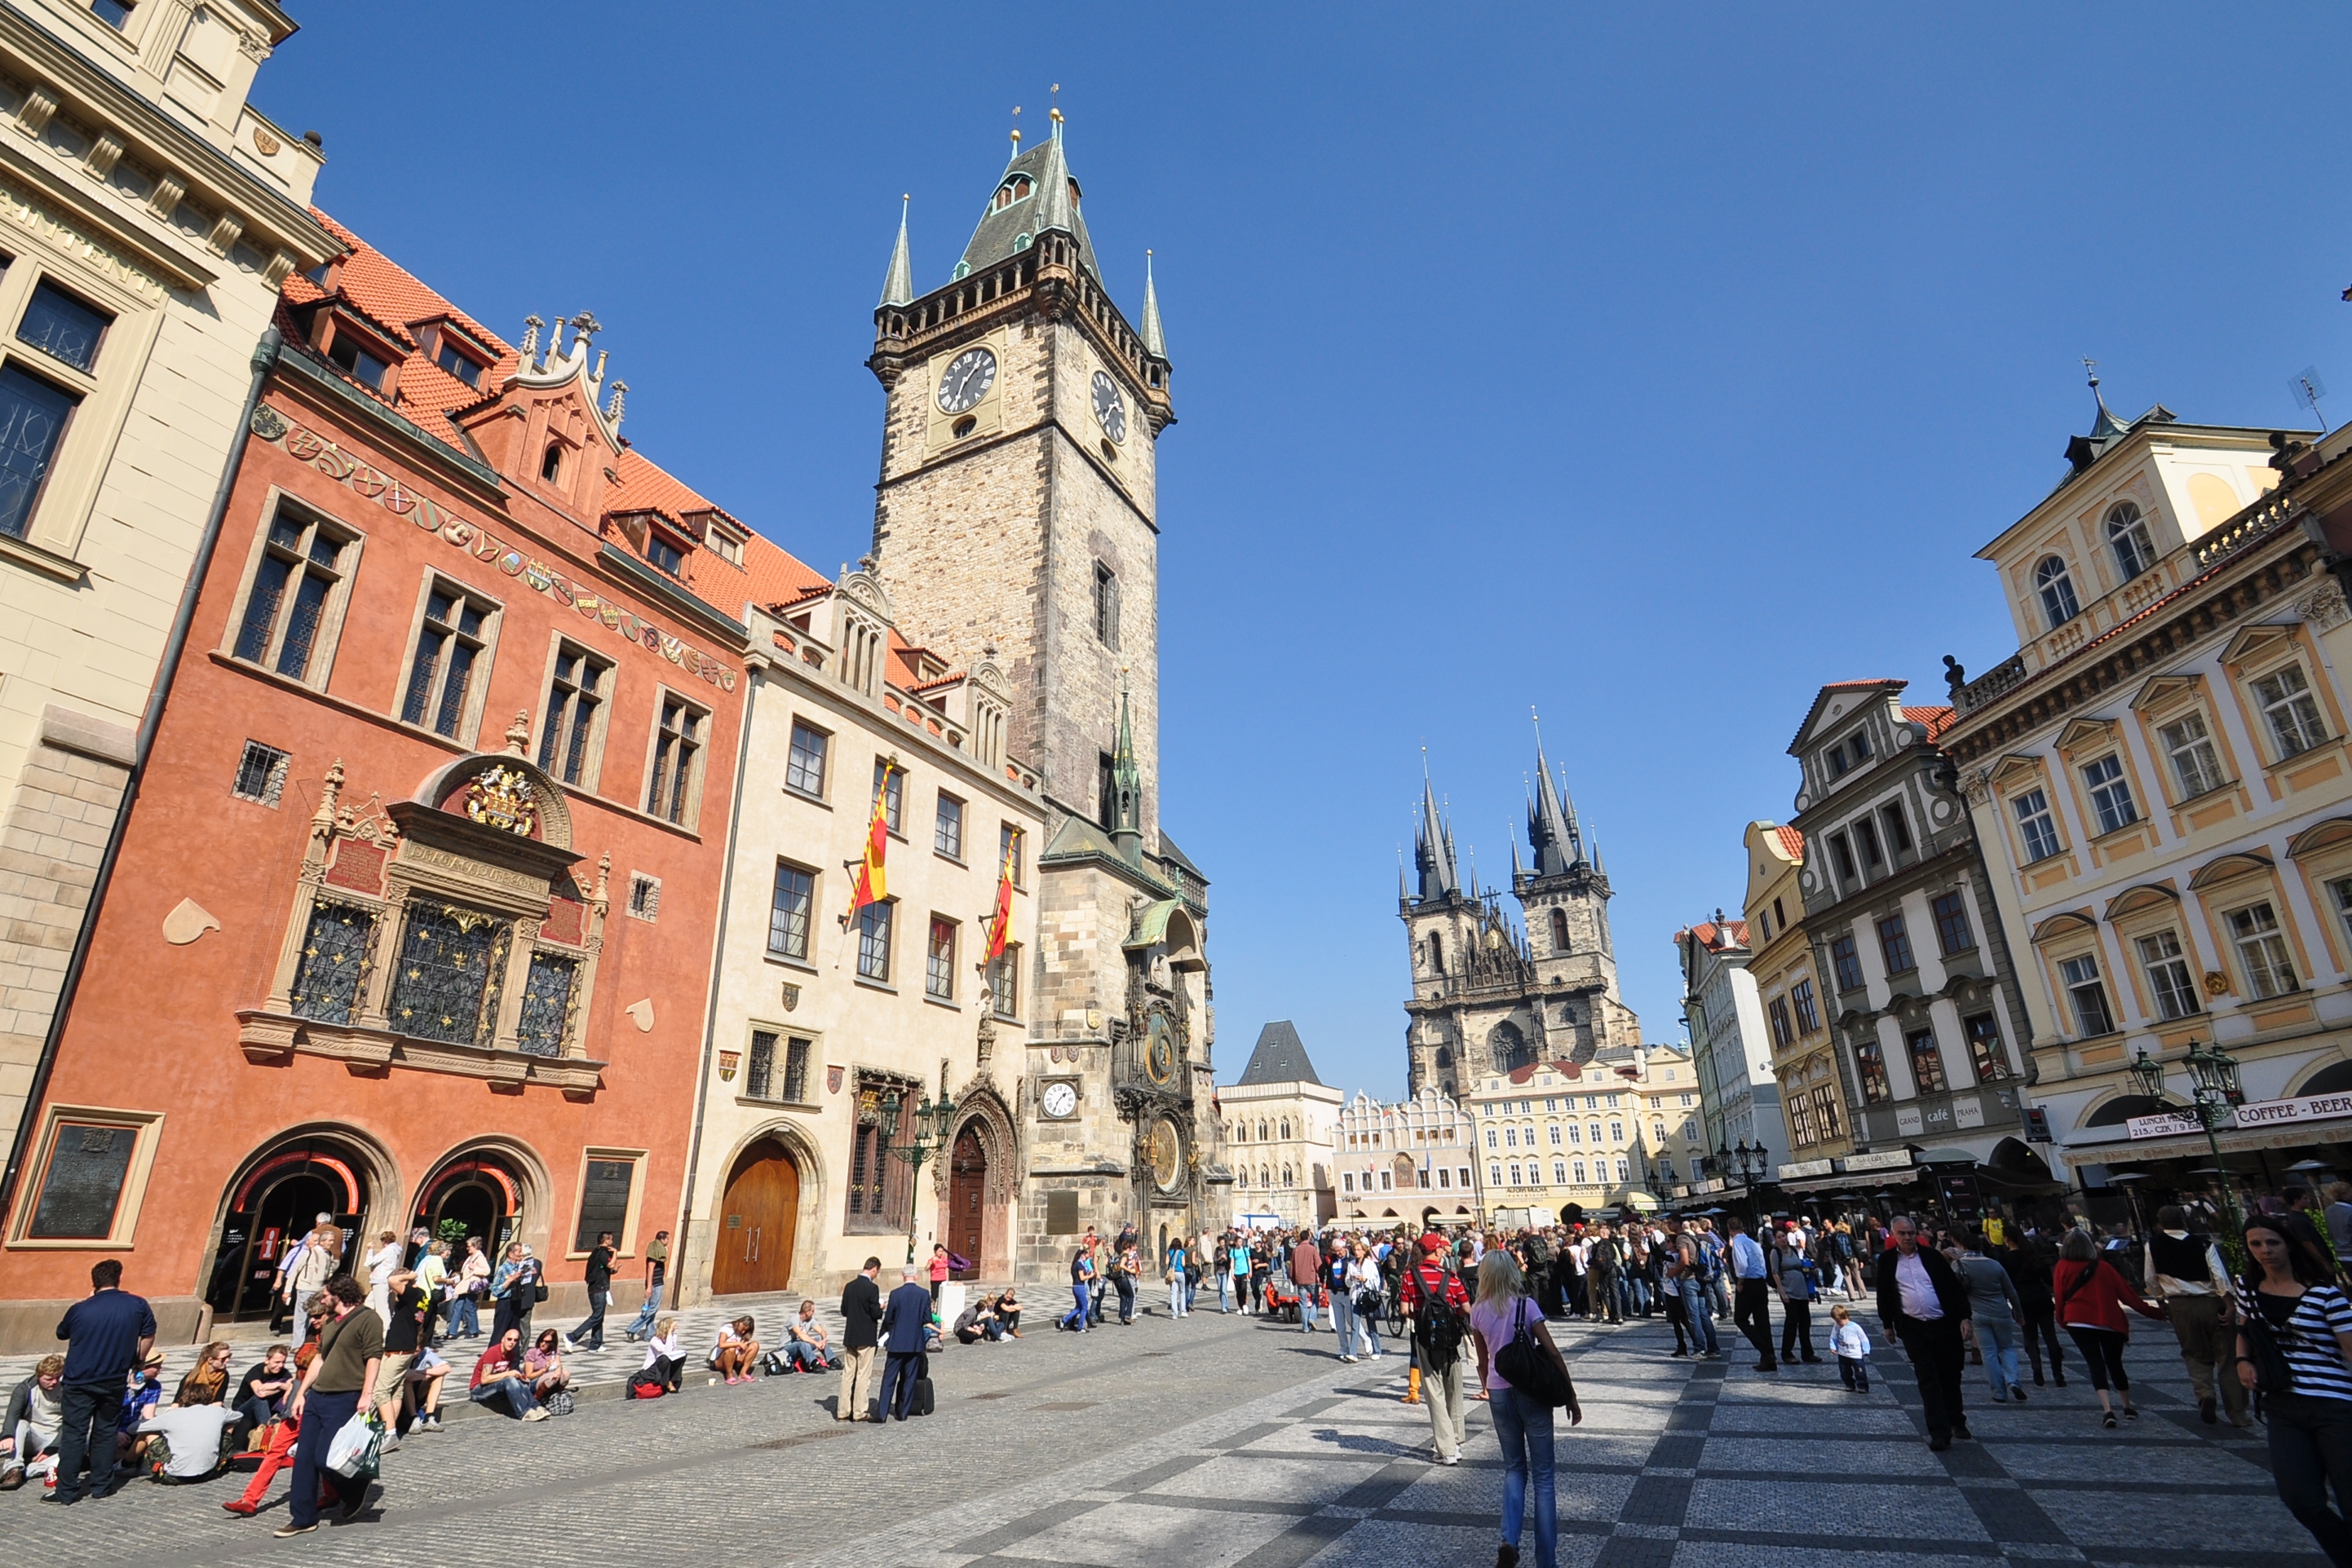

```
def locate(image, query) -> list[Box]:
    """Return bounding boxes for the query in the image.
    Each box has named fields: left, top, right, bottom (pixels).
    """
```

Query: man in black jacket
left=1875, top=1214, right=1972, bottom=1451
left=837, top=1257, right=885, bottom=1422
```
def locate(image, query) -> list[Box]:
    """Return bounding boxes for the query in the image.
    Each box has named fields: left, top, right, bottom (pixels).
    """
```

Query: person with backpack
left=1663, top=1218, right=1718, bottom=1359
left=1470, top=1246, right=1581, bottom=1568
left=1402, top=1233, right=1473, bottom=1465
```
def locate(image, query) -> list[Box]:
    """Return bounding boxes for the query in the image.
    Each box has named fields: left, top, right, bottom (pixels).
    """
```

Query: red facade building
left=0, top=215, right=801, bottom=1342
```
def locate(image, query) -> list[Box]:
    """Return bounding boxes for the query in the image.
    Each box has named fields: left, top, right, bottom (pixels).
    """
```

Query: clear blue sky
left=255, top=4, right=2352, bottom=1104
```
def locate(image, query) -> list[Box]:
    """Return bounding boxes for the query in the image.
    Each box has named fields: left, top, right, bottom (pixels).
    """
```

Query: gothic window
left=1257, top=1122, right=1268, bottom=1142
left=1434, top=1045, right=1452, bottom=1067
left=993, top=174, right=1033, bottom=210
left=1280, top=1165, right=1293, bottom=1187
left=537, top=644, right=610, bottom=787
left=387, top=903, right=506, bottom=1047
left=400, top=584, right=492, bottom=740
left=514, top=952, right=578, bottom=1057
left=287, top=902, right=375, bottom=1024
left=1427, top=932, right=1443, bottom=972
left=1097, top=751, right=1116, bottom=829
left=1549, top=909, right=1569, bottom=952
left=2035, top=554, right=2080, bottom=629
left=541, top=441, right=564, bottom=483
left=648, top=695, right=708, bottom=826
left=2107, top=501, right=2155, bottom=581
left=1487, top=1020, right=1531, bottom=1074
left=1279, top=1119, right=1292, bottom=1139
left=235, top=510, right=354, bottom=684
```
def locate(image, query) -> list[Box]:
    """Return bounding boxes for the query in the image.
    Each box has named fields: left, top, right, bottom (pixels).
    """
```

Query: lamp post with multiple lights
left=2126, top=1040, right=2245, bottom=1233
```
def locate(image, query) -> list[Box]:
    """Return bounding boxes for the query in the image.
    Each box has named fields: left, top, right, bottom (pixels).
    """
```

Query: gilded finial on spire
left=1050, top=83, right=1062, bottom=134
left=1010, top=105, right=1021, bottom=151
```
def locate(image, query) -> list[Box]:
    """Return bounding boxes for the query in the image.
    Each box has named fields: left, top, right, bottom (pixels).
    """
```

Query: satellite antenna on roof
left=2292, top=366, right=2330, bottom=431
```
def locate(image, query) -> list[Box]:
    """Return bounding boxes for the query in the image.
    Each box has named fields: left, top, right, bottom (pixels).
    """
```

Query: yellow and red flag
left=847, top=771, right=891, bottom=921
left=983, top=833, right=1019, bottom=963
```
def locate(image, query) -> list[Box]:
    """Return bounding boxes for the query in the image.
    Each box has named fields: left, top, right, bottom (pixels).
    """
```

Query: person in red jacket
left=2053, top=1228, right=2166, bottom=1427
left=1402, top=1234, right=1473, bottom=1464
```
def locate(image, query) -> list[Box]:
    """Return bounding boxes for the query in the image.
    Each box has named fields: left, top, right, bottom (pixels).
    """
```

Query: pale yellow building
left=0, top=1, right=334, bottom=1173
left=1744, top=821, right=1856, bottom=1164
left=1465, top=1045, right=1704, bottom=1225
left=1222, top=1022, right=1342, bottom=1230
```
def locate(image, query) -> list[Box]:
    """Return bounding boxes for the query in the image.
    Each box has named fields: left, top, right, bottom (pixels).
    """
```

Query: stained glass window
left=387, top=903, right=504, bottom=1046
left=288, top=901, right=374, bottom=1023
left=514, top=952, right=577, bottom=1057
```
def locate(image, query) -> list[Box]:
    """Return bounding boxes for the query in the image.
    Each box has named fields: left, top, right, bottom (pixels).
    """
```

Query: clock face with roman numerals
left=937, top=347, right=997, bottom=413
left=1091, top=370, right=1127, bottom=444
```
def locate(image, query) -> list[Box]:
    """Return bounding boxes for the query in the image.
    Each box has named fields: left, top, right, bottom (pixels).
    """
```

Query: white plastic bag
left=325, top=1412, right=378, bottom=1477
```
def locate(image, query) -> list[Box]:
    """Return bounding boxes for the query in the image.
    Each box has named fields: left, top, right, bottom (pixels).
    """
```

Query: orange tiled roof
left=1505, top=1060, right=1583, bottom=1086
left=1773, top=824, right=1805, bottom=859
left=1677, top=920, right=1749, bottom=950
left=1901, top=705, right=1957, bottom=743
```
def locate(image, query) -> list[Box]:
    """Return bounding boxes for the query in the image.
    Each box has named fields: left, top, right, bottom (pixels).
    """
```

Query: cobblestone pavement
left=1, top=1296, right=2319, bottom=1568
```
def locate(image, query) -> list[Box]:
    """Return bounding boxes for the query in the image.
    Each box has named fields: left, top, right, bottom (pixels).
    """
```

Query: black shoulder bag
left=2240, top=1287, right=2299, bottom=1400
left=1494, top=1296, right=1574, bottom=1409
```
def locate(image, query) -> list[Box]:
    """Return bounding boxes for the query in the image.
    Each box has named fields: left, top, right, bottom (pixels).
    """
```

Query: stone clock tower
left=867, top=118, right=1226, bottom=1279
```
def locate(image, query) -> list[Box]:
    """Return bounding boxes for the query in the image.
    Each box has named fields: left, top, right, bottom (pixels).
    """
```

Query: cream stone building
left=679, top=560, right=1047, bottom=1304
left=1743, top=821, right=1857, bottom=1167
left=0, top=1, right=333, bottom=1190
left=1465, top=1045, right=1704, bottom=1226
left=1943, top=378, right=2352, bottom=1193
left=1674, top=913, right=1785, bottom=1165
left=1221, top=1022, right=1340, bottom=1230
left=1332, top=1086, right=1480, bottom=1226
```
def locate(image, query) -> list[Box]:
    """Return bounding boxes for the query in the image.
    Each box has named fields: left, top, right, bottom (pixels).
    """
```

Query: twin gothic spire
left=1412, top=740, right=1590, bottom=906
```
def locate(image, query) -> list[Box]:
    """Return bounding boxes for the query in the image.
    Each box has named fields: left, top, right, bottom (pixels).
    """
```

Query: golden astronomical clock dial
left=1146, top=1012, right=1175, bottom=1084
left=1147, top=1118, right=1183, bottom=1193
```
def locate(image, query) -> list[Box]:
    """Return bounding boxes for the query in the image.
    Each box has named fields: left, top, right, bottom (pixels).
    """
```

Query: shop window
left=235, top=510, right=355, bottom=683
left=2136, top=930, right=2200, bottom=1021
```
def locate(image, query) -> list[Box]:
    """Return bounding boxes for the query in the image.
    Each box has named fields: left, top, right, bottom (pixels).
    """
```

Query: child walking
left=1829, top=1304, right=1870, bottom=1393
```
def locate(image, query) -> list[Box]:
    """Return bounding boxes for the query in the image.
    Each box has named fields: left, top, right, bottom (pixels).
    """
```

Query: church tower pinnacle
left=877, top=195, right=914, bottom=309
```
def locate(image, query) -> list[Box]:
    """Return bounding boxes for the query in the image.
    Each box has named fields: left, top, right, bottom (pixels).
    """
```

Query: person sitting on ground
left=710, top=1315, right=761, bottom=1384
left=995, top=1288, right=1022, bottom=1337
left=785, top=1300, right=833, bottom=1369
left=117, top=1349, right=167, bottom=1469
left=221, top=1346, right=317, bottom=1516
left=467, top=1328, right=547, bottom=1422
left=523, top=1329, right=571, bottom=1398
left=955, top=1295, right=1001, bottom=1345
left=0, top=1354, right=64, bottom=1491
left=138, top=1374, right=245, bottom=1484
left=232, top=1345, right=295, bottom=1434
left=404, top=1345, right=449, bottom=1433
left=638, top=1318, right=684, bottom=1394
left=175, top=1342, right=234, bottom=1408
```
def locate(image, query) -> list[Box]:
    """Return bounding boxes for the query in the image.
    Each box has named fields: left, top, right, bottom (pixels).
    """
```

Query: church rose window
left=387, top=903, right=507, bottom=1046
left=514, top=952, right=578, bottom=1057
left=288, top=901, right=375, bottom=1023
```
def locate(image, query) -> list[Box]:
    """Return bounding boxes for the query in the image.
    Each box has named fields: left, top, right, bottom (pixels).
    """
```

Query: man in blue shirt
left=49, top=1259, right=154, bottom=1504
left=1724, top=1216, right=1778, bottom=1371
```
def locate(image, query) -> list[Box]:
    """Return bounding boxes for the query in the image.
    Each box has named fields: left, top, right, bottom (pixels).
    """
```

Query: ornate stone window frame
left=237, top=723, right=612, bottom=1098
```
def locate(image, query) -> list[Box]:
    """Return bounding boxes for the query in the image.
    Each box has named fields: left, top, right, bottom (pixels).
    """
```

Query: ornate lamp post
left=1713, top=1140, right=1769, bottom=1228
left=2128, top=1040, right=2244, bottom=1232
left=876, top=1084, right=959, bottom=1266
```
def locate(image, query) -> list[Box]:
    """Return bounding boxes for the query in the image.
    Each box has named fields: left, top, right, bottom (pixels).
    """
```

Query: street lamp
left=2127, top=1040, right=2244, bottom=1232
left=873, top=1083, right=959, bottom=1266
left=1714, top=1139, right=1768, bottom=1227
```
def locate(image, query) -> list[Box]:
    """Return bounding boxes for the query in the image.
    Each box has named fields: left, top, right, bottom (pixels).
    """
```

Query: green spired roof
left=1140, top=250, right=1167, bottom=360
left=956, top=126, right=1100, bottom=285
left=878, top=195, right=913, bottom=308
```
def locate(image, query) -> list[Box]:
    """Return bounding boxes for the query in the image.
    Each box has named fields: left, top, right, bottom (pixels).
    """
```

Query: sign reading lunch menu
left=2127, top=1089, right=2352, bottom=1140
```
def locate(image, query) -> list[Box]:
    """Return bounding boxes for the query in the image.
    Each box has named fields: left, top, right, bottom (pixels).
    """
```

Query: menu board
left=573, top=1159, right=634, bottom=1252
left=29, top=1123, right=134, bottom=1239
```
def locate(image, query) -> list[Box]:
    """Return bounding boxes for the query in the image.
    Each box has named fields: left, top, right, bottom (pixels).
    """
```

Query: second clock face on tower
left=937, top=347, right=997, bottom=413
left=1091, top=370, right=1126, bottom=444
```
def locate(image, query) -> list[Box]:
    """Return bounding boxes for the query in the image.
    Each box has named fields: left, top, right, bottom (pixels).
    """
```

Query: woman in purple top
left=1469, top=1250, right=1581, bottom=1568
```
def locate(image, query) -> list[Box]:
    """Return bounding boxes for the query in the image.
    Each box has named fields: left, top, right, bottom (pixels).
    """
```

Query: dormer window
left=2035, top=554, right=2080, bottom=629
left=435, top=341, right=484, bottom=389
left=992, top=175, right=1033, bottom=212
left=646, top=533, right=684, bottom=576
left=541, top=442, right=563, bottom=483
left=326, top=334, right=388, bottom=393
left=706, top=527, right=744, bottom=568
left=2107, top=501, right=2155, bottom=581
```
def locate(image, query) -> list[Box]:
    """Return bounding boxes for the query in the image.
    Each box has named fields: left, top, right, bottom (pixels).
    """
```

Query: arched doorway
left=205, top=1137, right=373, bottom=1322
left=713, top=1137, right=799, bottom=1296
left=948, top=1127, right=987, bottom=1282
left=414, top=1152, right=527, bottom=1258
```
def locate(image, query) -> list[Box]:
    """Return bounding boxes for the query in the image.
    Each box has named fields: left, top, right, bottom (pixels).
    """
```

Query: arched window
left=1236, top=1168, right=1249, bottom=1188
left=1550, top=908, right=1570, bottom=952
left=2107, top=501, right=2155, bottom=581
left=1426, top=931, right=1443, bottom=972
left=1280, top=1164, right=1293, bottom=1187
left=1259, top=1165, right=1270, bottom=1188
left=1279, top=1118, right=1292, bottom=1140
left=1434, top=1045, right=1452, bottom=1067
left=992, top=174, right=1033, bottom=212
left=541, top=442, right=563, bottom=483
left=2035, top=554, right=2080, bottom=629
left=1256, top=1121, right=1267, bottom=1142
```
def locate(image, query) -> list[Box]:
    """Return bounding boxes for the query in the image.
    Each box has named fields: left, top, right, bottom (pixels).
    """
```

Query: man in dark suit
left=837, top=1257, right=885, bottom=1422
left=1875, top=1214, right=1973, bottom=1451
left=876, top=1266, right=935, bottom=1422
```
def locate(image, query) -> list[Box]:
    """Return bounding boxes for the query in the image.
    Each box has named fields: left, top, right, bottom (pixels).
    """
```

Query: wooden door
left=948, top=1128, right=985, bottom=1280
left=713, top=1141, right=798, bottom=1296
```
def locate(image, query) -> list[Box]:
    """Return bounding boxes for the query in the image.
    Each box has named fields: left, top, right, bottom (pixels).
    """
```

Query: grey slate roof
left=1235, top=1021, right=1323, bottom=1087
left=956, top=131, right=1101, bottom=285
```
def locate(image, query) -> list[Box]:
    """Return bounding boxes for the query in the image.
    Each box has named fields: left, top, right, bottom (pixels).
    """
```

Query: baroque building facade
left=1220, top=1022, right=1340, bottom=1230
left=1673, top=912, right=1784, bottom=1165
left=1331, top=1085, right=1481, bottom=1226
left=1743, top=821, right=1857, bottom=1167
left=0, top=0, right=334, bottom=1206
left=1943, top=382, right=2352, bottom=1190
left=1466, top=1045, right=1704, bottom=1226
left=1402, top=744, right=1642, bottom=1101
left=864, top=119, right=1224, bottom=1281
